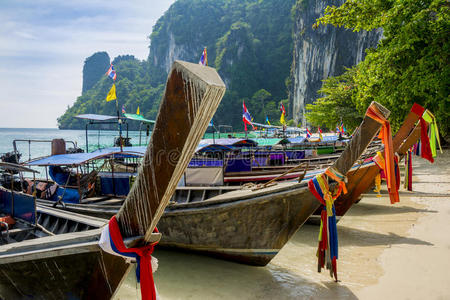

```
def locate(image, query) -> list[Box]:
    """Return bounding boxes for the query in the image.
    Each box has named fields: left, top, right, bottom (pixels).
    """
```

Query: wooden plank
left=116, top=61, right=226, bottom=240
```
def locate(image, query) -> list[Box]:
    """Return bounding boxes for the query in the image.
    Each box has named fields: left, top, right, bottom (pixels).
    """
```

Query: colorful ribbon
left=366, top=106, right=399, bottom=204
left=308, top=168, right=347, bottom=281
left=422, top=110, right=442, bottom=158
left=411, top=105, right=433, bottom=163
left=104, top=216, right=159, bottom=300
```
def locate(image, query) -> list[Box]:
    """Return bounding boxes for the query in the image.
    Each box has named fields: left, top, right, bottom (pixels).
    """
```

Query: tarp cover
left=124, top=113, right=156, bottom=124
left=75, top=114, right=119, bottom=121
left=27, top=146, right=147, bottom=166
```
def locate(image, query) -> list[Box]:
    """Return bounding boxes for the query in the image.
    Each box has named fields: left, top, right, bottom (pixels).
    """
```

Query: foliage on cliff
left=82, top=52, right=110, bottom=94
left=58, top=0, right=296, bottom=130
left=306, top=0, right=449, bottom=138
left=58, top=55, right=166, bottom=129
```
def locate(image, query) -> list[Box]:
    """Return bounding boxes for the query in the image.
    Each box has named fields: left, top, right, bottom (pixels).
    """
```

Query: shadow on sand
left=347, top=202, right=438, bottom=216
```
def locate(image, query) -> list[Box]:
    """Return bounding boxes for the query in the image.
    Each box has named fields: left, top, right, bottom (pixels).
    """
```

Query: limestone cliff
left=290, top=0, right=382, bottom=125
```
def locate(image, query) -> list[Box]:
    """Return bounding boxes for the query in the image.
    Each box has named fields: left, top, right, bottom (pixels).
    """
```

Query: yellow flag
left=136, top=106, right=140, bottom=115
left=280, top=112, right=285, bottom=125
left=106, top=84, right=117, bottom=101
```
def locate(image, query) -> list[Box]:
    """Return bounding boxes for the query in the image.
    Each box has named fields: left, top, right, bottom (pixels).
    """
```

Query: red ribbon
left=108, top=216, right=158, bottom=300
left=411, top=103, right=433, bottom=163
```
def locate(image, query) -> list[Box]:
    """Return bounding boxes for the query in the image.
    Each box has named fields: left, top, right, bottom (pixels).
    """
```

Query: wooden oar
left=116, top=61, right=226, bottom=241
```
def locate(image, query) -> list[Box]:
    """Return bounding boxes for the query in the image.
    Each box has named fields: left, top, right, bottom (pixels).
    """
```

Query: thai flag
left=199, top=47, right=207, bottom=66
left=242, top=101, right=255, bottom=131
left=306, top=128, right=312, bottom=138
left=280, top=102, right=286, bottom=115
left=318, top=126, right=323, bottom=140
left=106, top=64, right=117, bottom=81
left=339, top=121, right=346, bottom=134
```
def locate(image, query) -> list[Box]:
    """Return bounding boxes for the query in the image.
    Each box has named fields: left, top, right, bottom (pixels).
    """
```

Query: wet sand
left=115, top=150, right=450, bottom=299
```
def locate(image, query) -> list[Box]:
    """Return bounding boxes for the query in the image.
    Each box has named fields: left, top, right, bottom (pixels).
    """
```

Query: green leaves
left=309, top=0, right=449, bottom=139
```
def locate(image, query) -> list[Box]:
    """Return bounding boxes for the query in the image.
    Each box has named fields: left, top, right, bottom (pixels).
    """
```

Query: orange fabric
left=324, top=168, right=347, bottom=197
left=0, top=216, right=16, bottom=226
left=366, top=106, right=399, bottom=204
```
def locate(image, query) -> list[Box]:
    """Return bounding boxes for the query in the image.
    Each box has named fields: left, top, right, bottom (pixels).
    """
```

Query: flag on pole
left=106, top=64, right=117, bottom=81
left=136, top=106, right=140, bottom=115
left=266, top=116, right=271, bottom=126
left=318, top=126, right=323, bottom=141
left=338, top=120, right=346, bottom=134
left=106, top=84, right=117, bottom=101
left=306, top=128, right=312, bottom=138
left=242, top=101, right=255, bottom=131
left=122, top=105, right=126, bottom=114
left=199, top=47, right=208, bottom=66
left=280, top=102, right=286, bottom=125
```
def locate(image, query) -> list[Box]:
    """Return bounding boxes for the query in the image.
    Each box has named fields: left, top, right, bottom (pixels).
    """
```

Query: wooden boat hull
left=0, top=242, right=129, bottom=300
left=0, top=204, right=129, bottom=300
left=38, top=182, right=321, bottom=266
left=158, top=182, right=320, bottom=266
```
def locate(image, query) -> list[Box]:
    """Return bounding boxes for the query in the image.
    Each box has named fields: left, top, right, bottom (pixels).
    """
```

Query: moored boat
left=36, top=101, right=391, bottom=266
left=0, top=60, right=226, bottom=299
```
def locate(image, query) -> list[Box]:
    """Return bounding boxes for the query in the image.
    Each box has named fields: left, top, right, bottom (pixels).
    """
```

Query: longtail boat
left=329, top=103, right=427, bottom=218
left=37, top=101, right=390, bottom=266
left=0, top=60, right=226, bottom=299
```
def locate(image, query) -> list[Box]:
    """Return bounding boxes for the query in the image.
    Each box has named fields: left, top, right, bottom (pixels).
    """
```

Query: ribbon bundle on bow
left=422, top=110, right=442, bottom=159
left=367, top=106, right=399, bottom=204
left=308, top=167, right=347, bottom=281
left=99, top=216, right=159, bottom=300
left=411, top=105, right=434, bottom=163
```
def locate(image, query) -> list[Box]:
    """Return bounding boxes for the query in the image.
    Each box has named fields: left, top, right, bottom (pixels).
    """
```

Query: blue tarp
left=224, top=158, right=252, bottom=173
left=189, top=159, right=224, bottom=167
left=0, top=188, right=35, bottom=224
left=100, top=172, right=133, bottom=196
left=49, top=187, right=81, bottom=204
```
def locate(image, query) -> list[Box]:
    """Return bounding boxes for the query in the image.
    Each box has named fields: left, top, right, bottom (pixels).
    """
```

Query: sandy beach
left=116, top=150, right=450, bottom=299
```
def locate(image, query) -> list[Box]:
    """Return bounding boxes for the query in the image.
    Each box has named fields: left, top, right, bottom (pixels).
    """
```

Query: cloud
left=0, top=0, right=175, bottom=128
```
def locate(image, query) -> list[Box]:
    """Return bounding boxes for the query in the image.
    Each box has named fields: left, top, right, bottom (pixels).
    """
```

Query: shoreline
left=115, top=150, right=450, bottom=299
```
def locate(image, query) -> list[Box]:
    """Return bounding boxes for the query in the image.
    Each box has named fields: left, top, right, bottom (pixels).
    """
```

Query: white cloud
left=0, top=0, right=175, bottom=128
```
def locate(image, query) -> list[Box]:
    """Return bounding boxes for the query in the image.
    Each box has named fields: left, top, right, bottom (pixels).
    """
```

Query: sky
left=0, top=0, right=175, bottom=128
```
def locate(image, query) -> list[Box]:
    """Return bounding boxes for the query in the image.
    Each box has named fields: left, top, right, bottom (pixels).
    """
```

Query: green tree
left=308, top=0, right=449, bottom=138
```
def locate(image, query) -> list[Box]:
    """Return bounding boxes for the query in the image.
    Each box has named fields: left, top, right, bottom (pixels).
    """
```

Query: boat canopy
left=253, top=138, right=283, bottom=146
left=282, top=137, right=307, bottom=144
left=75, top=114, right=119, bottom=121
left=199, top=138, right=257, bottom=147
left=123, top=113, right=155, bottom=124
left=26, top=146, right=147, bottom=166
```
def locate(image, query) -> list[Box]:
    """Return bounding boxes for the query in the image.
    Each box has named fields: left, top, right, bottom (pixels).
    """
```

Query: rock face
left=82, top=52, right=110, bottom=94
left=291, top=0, right=382, bottom=125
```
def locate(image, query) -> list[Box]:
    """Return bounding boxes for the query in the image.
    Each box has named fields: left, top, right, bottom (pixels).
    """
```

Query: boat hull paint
left=0, top=232, right=129, bottom=300
left=157, top=184, right=321, bottom=266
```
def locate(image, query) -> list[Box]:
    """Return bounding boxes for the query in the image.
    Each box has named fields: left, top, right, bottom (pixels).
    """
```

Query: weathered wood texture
left=333, top=102, right=390, bottom=175
left=158, top=182, right=318, bottom=266
left=116, top=61, right=226, bottom=240
left=0, top=250, right=128, bottom=300
left=332, top=107, right=422, bottom=216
